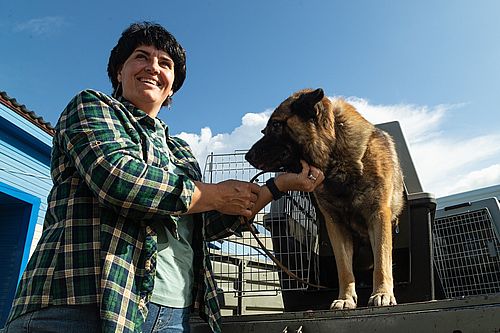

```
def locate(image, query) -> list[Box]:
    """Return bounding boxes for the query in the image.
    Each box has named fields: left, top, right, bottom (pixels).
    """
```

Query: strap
left=243, top=216, right=327, bottom=289
left=266, top=177, right=286, bottom=200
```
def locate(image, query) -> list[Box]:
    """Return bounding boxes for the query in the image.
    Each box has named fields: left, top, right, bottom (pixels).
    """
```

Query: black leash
left=242, top=171, right=327, bottom=289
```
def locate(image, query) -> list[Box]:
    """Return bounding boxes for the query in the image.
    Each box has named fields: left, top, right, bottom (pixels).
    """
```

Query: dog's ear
left=291, top=88, right=325, bottom=120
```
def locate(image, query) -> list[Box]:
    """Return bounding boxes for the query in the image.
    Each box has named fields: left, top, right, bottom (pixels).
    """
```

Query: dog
left=245, top=88, right=404, bottom=309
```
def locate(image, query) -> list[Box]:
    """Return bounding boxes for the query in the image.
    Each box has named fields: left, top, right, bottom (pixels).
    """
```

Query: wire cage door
left=203, top=152, right=320, bottom=303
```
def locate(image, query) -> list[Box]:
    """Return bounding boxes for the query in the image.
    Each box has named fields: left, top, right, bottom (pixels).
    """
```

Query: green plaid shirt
left=7, top=89, right=240, bottom=333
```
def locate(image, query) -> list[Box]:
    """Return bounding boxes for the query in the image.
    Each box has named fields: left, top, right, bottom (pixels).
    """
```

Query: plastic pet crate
left=432, top=197, right=500, bottom=298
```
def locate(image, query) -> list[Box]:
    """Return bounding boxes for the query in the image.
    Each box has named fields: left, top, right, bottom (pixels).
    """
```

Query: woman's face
left=118, top=45, right=175, bottom=116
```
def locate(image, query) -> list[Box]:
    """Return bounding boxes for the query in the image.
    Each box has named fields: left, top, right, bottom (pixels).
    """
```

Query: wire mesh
left=203, top=152, right=319, bottom=297
left=432, top=205, right=500, bottom=298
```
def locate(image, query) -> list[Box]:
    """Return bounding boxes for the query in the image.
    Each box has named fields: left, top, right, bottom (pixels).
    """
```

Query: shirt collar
left=116, top=96, right=170, bottom=135
left=116, top=96, right=149, bottom=120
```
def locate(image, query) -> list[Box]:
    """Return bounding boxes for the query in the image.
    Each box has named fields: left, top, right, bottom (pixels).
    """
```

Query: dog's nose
left=244, top=150, right=254, bottom=162
left=245, top=148, right=261, bottom=165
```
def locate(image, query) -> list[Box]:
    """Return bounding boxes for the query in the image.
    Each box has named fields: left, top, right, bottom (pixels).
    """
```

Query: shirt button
left=145, top=259, right=151, bottom=272
left=139, top=298, right=146, bottom=311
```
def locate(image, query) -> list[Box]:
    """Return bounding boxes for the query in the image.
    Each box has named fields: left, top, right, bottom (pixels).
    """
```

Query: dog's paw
left=330, top=297, right=357, bottom=310
left=368, top=293, right=397, bottom=306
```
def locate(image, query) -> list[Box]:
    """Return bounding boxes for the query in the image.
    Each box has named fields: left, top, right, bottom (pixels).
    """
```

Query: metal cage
left=432, top=197, right=500, bottom=299
left=203, top=152, right=319, bottom=301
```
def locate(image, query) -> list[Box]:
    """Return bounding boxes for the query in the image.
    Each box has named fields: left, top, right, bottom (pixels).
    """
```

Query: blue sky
left=1, top=0, right=499, bottom=197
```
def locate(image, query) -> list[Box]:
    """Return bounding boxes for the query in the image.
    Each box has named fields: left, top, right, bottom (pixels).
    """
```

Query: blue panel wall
left=0, top=183, right=40, bottom=326
left=0, top=103, right=52, bottom=246
left=0, top=101, right=52, bottom=326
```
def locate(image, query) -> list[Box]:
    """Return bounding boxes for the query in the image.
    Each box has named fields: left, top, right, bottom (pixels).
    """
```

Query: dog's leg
left=367, top=206, right=397, bottom=306
left=324, top=216, right=358, bottom=309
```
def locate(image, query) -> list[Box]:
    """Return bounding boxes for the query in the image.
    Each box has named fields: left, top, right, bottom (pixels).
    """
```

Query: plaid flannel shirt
left=6, top=89, right=240, bottom=333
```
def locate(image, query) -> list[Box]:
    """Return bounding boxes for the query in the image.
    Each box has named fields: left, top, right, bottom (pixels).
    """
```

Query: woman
left=3, top=22, right=324, bottom=333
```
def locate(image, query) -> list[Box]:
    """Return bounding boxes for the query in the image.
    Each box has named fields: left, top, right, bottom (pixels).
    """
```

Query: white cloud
left=411, top=137, right=500, bottom=197
left=346, top=97, right=500, bottom=197
left=346, top=97, right=453, bottom=143
left=176, top=110, right=271, bottom=167
left=175, top=97, right=499, bottom=198
left=14, top=17, right=66, bottom=36
left=440, top=164, right=500, bottom=195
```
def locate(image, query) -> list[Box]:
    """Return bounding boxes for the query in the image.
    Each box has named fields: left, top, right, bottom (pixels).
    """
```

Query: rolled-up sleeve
left=203, top=211, right=242, bottom=241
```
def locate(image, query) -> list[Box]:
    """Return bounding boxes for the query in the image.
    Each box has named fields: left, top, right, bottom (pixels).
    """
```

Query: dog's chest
left=313, top=180, right=370, bottom=238
left=314, top=182, right=363, bottom=214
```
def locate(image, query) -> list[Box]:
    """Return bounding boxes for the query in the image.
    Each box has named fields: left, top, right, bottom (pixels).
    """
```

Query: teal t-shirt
left=151, top=214, right=194, bottom=308
left=150, top=117, right=195, bottom=308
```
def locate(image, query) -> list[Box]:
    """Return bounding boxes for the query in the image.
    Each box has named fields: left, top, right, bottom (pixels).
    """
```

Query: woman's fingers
left=308, top=165, right=324, bottom=184
left=299, top=160, right=310, bottom=177
left=215, top=180, right=261, bottom=216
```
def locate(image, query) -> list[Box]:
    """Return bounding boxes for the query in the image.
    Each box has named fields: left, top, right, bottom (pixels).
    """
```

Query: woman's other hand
left=275, top=160, right=324, bottom=193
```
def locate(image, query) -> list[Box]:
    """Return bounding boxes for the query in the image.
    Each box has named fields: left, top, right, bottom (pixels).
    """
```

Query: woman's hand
left=213, top=180, right=261, bottom=218
left=274, top=160, right=325, bottom=193
left=189, top=160, right=322, bottom=220
left=243, top=160, right=324, bottom=221
left=189, top=180, right=260, bottom=218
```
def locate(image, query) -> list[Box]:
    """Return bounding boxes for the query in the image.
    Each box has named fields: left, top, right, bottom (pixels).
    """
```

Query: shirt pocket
left=140, top=135, right=170, bottom=168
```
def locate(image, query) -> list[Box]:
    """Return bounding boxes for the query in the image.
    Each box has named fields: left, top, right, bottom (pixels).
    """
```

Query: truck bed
left=190, top=293, right=500, bottom=333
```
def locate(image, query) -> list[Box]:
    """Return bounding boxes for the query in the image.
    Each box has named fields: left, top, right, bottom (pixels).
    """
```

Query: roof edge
left=0, top=91, right=55, bottom=136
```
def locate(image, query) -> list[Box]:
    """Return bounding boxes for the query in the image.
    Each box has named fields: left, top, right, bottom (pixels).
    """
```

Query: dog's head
left=245, top=88, right=332, bottom=173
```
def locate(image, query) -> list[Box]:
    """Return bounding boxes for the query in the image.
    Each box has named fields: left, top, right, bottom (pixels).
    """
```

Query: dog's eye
left=272, top=121, right=282, bottom=129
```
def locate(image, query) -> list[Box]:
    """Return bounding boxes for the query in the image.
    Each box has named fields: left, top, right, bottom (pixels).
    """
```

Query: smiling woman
left=106, top=22, right=187, bottom=109
left=1, top=21, right=324, bottom=333
left=117, top=46, right=175, bottom=117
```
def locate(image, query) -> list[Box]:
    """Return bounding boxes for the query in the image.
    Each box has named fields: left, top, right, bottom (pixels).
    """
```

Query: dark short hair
left=107, top=22, right=186, bottom=104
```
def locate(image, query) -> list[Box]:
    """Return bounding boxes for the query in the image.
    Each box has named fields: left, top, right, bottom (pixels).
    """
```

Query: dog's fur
left=245, top=88, right=404, bottom=309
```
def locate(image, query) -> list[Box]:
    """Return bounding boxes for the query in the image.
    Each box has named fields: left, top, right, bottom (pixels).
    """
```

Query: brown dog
left=245, top=88, right=404, bottom=309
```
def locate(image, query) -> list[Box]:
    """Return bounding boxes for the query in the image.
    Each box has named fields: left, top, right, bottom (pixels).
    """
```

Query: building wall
left=0, top=98, right=53, bottom=325
left=0, top=103, right=52, bottom=255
